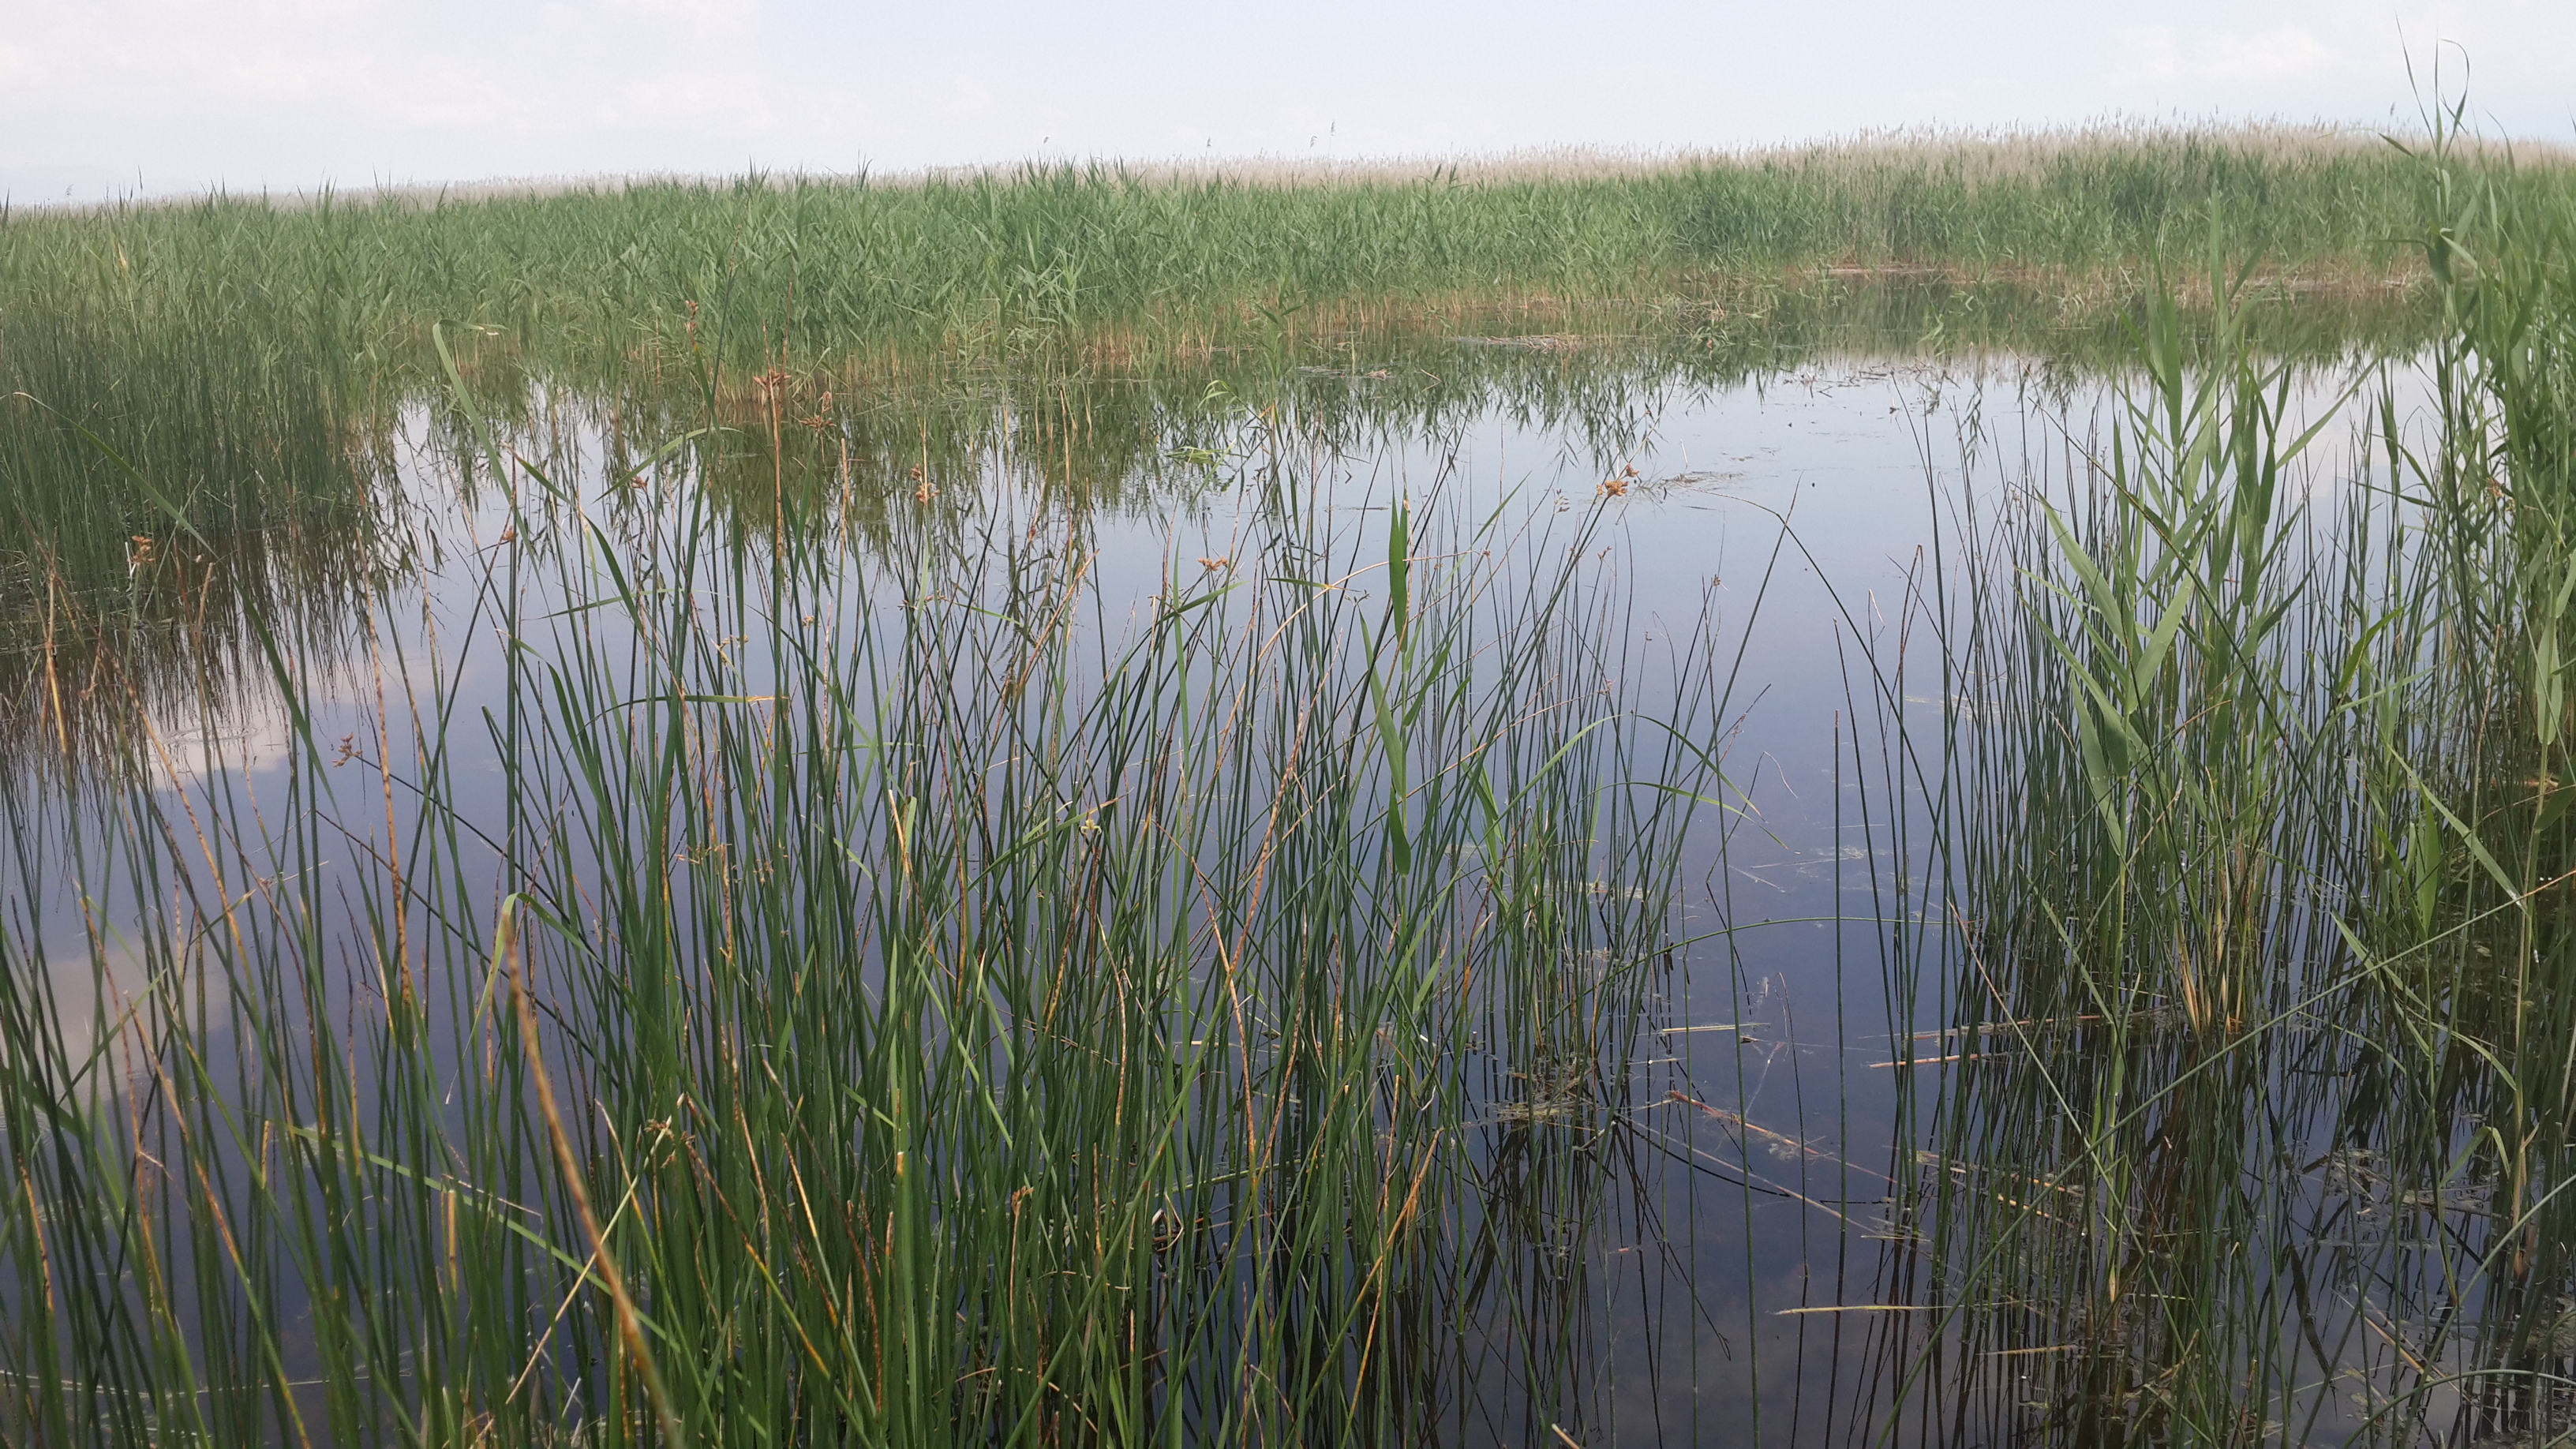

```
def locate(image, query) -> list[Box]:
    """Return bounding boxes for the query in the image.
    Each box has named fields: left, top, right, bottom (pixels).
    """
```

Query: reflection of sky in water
left=3, top=346, right=2437, bottom=1442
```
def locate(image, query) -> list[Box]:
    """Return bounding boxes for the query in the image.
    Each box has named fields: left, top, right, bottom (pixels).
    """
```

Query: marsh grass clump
left=0, top=367, right=1743, bottom=1444
left=1898, top=256, right=2379, bottom=1443
left=1878, top=123, right=2576, bottom=1447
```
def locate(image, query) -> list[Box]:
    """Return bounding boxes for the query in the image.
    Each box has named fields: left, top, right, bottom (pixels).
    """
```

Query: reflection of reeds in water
left=0, top=362, right=1750, bottom=1444
left=0, top=520, right=384, bottom=782
left=0, top=133, right=2465, bottom=796
left=16, top=268, right=2437, bottom=797
left=1877, top=133, right=2576, bottom=1447
left=0, top=285, right=408, bottom=781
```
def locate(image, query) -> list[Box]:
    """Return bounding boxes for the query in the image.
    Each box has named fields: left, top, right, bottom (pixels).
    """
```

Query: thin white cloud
left=246, top=0, right=376, bottom=20
left=2114, top=24, right=2349, bottom=88
left=597, top=0, right=758, bottom=24
left=2115, top=27, right=2184, bottom=84
left=2198, top=26, right=2344, bottom=83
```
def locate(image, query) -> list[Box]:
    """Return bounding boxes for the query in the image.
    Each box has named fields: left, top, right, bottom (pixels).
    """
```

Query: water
left=2, top=316, right=2506, bottom=1445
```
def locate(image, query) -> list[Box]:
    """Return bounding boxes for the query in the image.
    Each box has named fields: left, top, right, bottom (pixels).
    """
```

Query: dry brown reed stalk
left=502, top=899, right=684, bottom=1447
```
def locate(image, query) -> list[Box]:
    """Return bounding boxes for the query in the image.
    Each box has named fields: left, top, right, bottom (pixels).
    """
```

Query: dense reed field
left=4, top=124, right=2544, bottom=382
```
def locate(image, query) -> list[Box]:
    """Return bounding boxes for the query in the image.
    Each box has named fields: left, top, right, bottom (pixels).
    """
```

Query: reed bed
left=4, top=122, right=2533, bottom=388
left=1865, top=122, right=2576, bottom=1446
left=0, top=361, right=1753, bottom=1443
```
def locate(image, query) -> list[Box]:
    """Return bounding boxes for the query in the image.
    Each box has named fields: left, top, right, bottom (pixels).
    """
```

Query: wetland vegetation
left=2, top=121, right=2574, bottom=1446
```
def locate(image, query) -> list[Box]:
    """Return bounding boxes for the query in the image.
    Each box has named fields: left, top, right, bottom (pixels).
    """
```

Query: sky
left=4, top=0, right=2572, bottom=204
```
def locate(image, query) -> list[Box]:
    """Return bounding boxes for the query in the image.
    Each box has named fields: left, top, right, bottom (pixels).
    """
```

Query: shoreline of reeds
left=9, top=122, right=2553, bottom=373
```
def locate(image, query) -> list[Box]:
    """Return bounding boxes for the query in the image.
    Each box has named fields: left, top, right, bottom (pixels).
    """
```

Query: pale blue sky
left=4, top=0, right=2570, bottom=204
